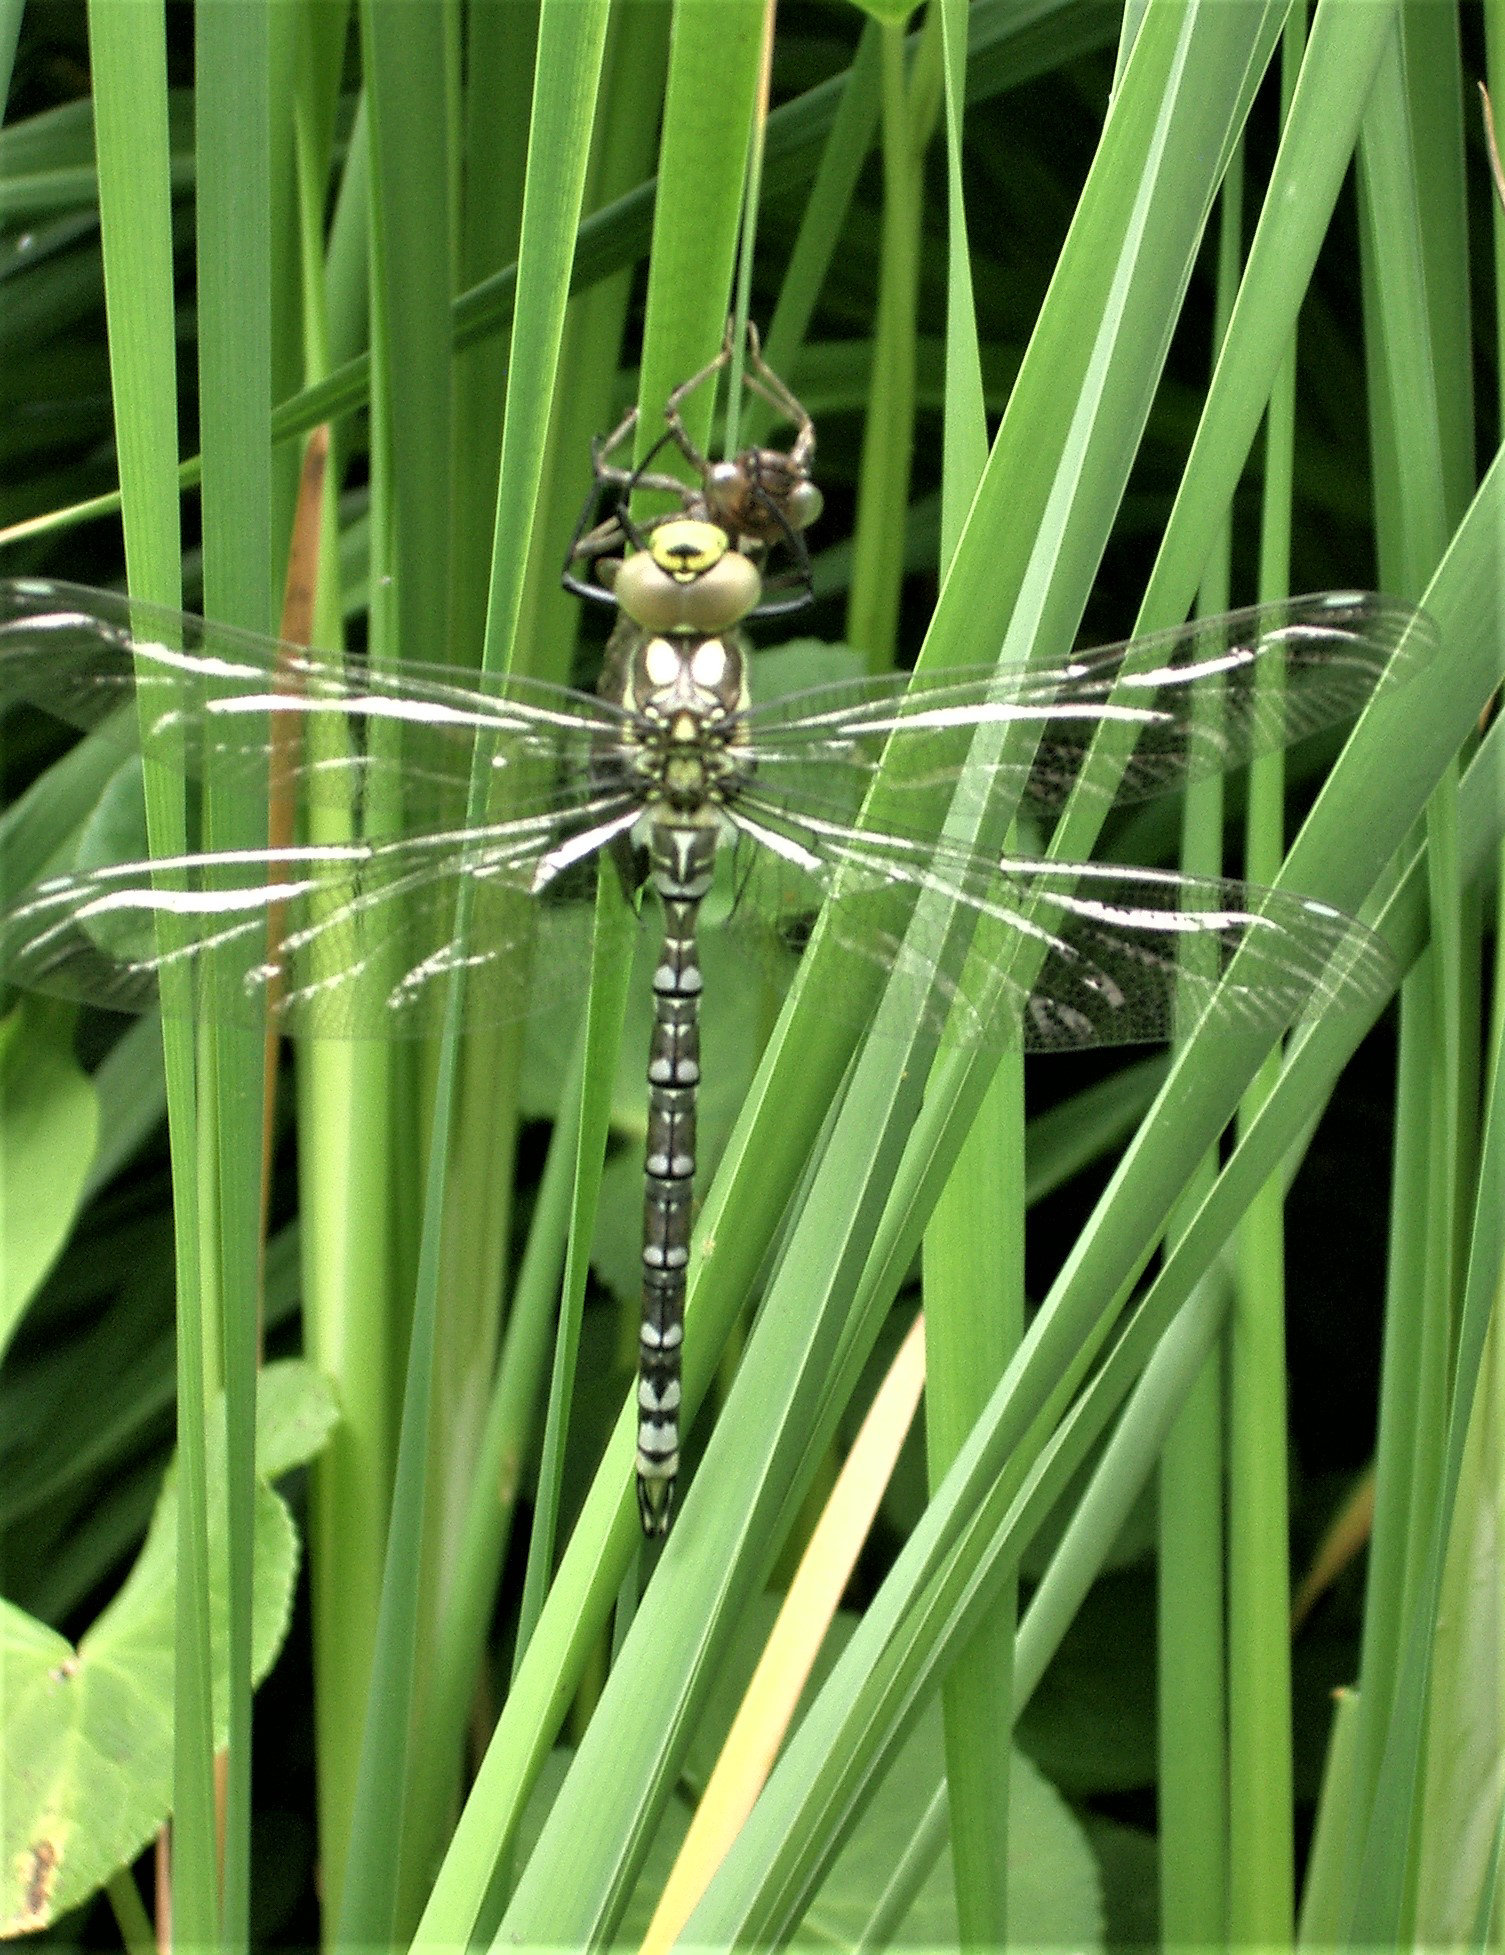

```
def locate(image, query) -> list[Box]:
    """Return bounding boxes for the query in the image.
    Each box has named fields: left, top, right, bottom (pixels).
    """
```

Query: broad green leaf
left=809, top=1727, right=1102, bottom=1949
left=0, top=1360, right=338, bottom=1932
left=71, top=757, right=150, bottom=878
left=0, top=998, right=97, bottom=1360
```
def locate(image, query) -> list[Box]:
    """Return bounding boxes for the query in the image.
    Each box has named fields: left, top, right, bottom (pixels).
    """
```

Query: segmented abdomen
left=636, top=817, right=718, bottom=1535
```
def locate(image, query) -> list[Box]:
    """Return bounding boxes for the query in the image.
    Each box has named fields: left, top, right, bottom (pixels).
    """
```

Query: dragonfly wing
left=742, top=591, right=1436, bottom=820
left=727, top=791, right=1397, bottom=1052
left=0, top=577, right=624, bottom=814
left=0, top=799, right=642, bottom=1036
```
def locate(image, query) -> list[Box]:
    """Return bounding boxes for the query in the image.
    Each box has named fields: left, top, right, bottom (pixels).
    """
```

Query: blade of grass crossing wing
left=438, top=0, right=614, bottom=1724
left=922, top=4, right=1015, bottom=1945
left=472, top=0, right=616, bottom=1622
left=193, top=4, right=276, bottom=1944
left=460, top=16, right=637, bottom=1710
left=1344, top=19, right=1474, bottom=1938
left=389, top=0, right=512, bottom=1922
left=1158, top=136, right=1241, bottom=1952
left=286, top=18, right=397, bottom=1932
left=331, top=5, right=455, bottom=1944
left=85, top=5, right=215, bottom=1946
left=1224, top=8, right=1305, bottom=1933
left=428, top=15, right=535, bottom=1597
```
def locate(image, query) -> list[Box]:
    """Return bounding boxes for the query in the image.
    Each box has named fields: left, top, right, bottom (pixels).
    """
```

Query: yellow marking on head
left=649, top=518, right=729, bottom=583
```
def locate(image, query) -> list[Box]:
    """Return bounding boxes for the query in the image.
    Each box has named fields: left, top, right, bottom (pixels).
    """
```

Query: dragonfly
left=0, top=365, right=1434, bottom=1532
left=0, top=559, right=1433, bottom=1528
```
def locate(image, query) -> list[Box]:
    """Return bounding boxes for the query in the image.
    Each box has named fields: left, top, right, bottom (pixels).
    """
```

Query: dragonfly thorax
left=597, top=626, right=752, bottom=817
left=630, top=628, right=747, bottom=711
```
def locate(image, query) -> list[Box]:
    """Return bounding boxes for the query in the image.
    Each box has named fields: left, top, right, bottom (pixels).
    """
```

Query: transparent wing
left=0, top=577, right=625, bottom=816
left=742, top=591, right=1436, bottom=820
left=726, top=792, right=1396, bottom=1051
left=0, top=798, right=643, bottom=1036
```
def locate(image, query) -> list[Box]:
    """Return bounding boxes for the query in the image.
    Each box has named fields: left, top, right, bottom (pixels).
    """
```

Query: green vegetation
left=1, top=2, right=1501, bottom=1950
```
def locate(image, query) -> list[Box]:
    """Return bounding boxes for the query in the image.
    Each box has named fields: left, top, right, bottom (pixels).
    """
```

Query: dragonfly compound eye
left=615, top=521, right=762, bottom=634
left=784, top=477, right=823, bottom=533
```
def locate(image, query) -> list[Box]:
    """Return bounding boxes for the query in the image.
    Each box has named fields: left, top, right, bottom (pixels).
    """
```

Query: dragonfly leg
left=739, top=319, right=817, bottom=474
left=661, top=323, right=736, bottom=484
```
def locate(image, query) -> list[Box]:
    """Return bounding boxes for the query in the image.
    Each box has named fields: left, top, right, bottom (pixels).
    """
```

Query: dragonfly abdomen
left=636, top=817, right=718, bottom=1535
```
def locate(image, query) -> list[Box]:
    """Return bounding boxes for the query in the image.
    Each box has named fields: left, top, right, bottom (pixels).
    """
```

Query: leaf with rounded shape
left=0, top=1361, right=338, bottom=1932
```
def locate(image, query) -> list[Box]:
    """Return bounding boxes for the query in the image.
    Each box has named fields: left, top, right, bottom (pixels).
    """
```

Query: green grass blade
left=0, top=1, right=21, bottom=103
left=1158, top=132, right=1241, bottom=1951
left=477, top=1, right=609, bottom=682
left=846, top=7, right=942, bottom=668
left=192, top=6, right=276, bottom=1943
left=85, top=1, right=215, bottom=1944
left=516, top=876, right=632, bottom=1646
left=921, top=5, right=1014, bottom=1941
left=1224, top=8, right=1304, bottom=1936
left=330, top=4, right=455, bottom=1944
left=1120, top=0, right=1397, bottom=654
left=417, top=1019, right=584, bottom=1847
left=1413, top=1018, right=1505, bottom=1930
left=282, top=13, right=398, bottom=1939
left=88, top=147, right=218, bottom=1955
left=1342, top=12, right=1476, bottom=1938
left=757, top=19, right=881, bottom=411
left=636, top=0, right=763, bottom=447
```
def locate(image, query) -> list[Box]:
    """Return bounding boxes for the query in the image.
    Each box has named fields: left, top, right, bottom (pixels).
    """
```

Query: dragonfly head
left=705, top=455, right=823, bottom=543
left=614, top=519, right=762, bottom=633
